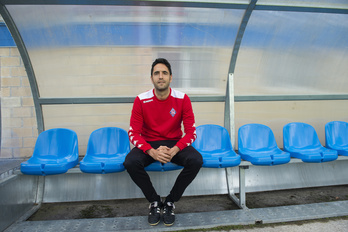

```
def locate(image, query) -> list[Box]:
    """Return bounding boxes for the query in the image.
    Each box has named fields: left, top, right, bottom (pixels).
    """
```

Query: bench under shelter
left=1, top=0, right=348, bottom=231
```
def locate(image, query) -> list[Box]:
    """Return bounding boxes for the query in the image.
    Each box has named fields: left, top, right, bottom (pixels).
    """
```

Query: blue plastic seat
left=192, top=124, right=241, bottom=168
left=80, top=127, right=130, bottom=174
left=238, top=124, right=290, bottom=166
left=145, top=161, right=183, bottom=172
left=283, top=122, right=338, bottom=162
left=21, top=128, right=79, bottom=175
left=325, top=121, right=348, bottom=156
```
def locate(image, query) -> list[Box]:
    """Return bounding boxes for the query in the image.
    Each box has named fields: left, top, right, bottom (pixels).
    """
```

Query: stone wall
left=0, top=47, right=37, bottom=158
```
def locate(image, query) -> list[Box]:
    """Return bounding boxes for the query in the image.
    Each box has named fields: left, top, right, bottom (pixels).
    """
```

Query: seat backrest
left=325, top=121, right=348, bottom=147
left=33, top=128, right=78, bottom=157
left=193, top=124, right=232, bottom=152
left=86, top=127, right=130, bottom=155
left=238, top=124, right=278, bottom=151
left=283, top=122, right=321, bottom=149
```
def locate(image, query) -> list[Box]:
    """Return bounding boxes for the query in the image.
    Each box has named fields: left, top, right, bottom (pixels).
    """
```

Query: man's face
left=151, top=63, right=172, bottom=92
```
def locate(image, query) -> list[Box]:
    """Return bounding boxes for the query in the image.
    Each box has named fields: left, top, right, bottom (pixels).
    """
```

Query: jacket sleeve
left=175, top=95, right=197, bottom=150
left=128, top=97, right=152, bottom=153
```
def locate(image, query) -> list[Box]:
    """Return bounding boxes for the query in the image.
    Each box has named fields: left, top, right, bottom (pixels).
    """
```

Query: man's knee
left=123, top=155, right=133, bottom=170
left=187, top=151, right=203, bottom=170
left=193, top=154, right=203, bottom=169
left=123, top=153, right=143, bottom=172
left=123, top=149, right=152, bottom=172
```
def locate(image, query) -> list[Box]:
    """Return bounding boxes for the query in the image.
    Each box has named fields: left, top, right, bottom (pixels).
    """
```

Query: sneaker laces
left=149, top=201, right=161, bottom=215
left=163, top=202, right=175, bottom=214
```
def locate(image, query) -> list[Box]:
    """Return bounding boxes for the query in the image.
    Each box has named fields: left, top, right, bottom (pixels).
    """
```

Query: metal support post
left=238, top=166, right=248, bottom=209
left=225, top=165, right=249, bottom=210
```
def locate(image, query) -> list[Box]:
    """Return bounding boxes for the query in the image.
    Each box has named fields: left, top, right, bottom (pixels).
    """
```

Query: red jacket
left=129, top=88, right=196, bottom=153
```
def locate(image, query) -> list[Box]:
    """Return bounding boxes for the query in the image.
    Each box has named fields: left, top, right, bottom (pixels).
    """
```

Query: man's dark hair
left=151, top=58, right=172, bottom=76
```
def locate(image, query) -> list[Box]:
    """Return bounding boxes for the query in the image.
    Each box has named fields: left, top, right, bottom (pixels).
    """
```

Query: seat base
left=239, top=151, right=290, bottom=166
left=145, top=161, right=183, bottom=172
left=21, top=160, right=78, bottom=176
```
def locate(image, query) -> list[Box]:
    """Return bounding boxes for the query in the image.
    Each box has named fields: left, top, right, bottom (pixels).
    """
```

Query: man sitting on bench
left=123, top=58, right=203, bottom=226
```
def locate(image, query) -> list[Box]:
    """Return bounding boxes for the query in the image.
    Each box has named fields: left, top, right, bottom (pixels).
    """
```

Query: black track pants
left=123, top=140, right=203, bottom=203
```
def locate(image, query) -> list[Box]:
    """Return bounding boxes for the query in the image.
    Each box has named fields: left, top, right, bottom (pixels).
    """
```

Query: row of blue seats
left=20, top=121, right=348, bottom=176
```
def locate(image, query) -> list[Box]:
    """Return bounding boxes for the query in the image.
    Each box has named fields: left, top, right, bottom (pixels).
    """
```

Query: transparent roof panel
left=234, top=10, right=348, bottom=96
left=7, top=5, right=244, bottom=98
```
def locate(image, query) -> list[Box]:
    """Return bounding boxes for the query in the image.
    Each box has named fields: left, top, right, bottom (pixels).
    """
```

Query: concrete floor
left=2, top=159, right=348, bottom=231
left=220, top=218, right=348, bottom=232
left=6, top=200, right=348, bottom=232
left=28, top=185, right=348, bottom=221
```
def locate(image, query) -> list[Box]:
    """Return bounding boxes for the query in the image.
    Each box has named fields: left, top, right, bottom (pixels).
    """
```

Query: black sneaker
left=148, top=201, right=162, bottom=226
left=163, top=202, right=175, bottom=226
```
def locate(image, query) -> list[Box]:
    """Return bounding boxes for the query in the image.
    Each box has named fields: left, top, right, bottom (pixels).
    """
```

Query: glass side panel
left=234, top=10, right=348, bottom=95
left=258, top=0, right=348, bottom=9
left=43, top=102, right=224, bottom=155
left=235, top=100, right=348, bottom=149
left=171, top=0, right=249, bottom=3
left=7, top=5, right=243, bottom=98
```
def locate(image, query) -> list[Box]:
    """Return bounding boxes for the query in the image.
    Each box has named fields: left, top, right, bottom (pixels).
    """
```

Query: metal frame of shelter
left=1, top=1, right=348, bottom=231
left=1, top=0, right=348, bottom=138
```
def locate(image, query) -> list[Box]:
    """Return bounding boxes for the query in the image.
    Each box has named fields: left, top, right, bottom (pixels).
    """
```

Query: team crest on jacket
left=170, top=108, right=176, bottom=117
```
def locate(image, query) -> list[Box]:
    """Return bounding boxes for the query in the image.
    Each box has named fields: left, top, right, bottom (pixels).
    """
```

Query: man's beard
left=154, top=82, right=170, bottom=91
